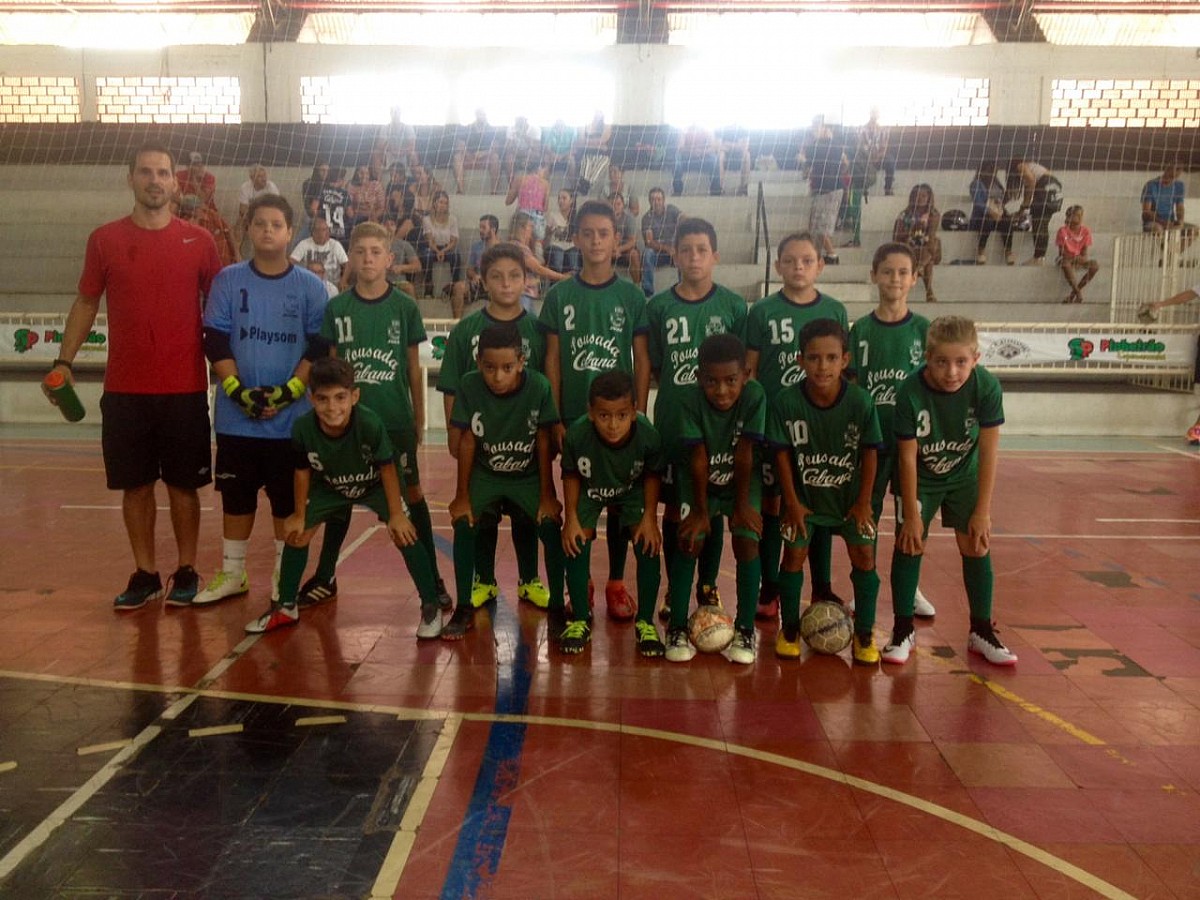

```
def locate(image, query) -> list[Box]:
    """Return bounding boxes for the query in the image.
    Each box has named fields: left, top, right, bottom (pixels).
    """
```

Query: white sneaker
left=968, top=626, right=1018, bottom=666
left=416, top=603, right=443, bottom=640
left=726, top=627, right=756, bottom=665
left=913, top=588, right=936, bottom=618
left=193, top=569, right=249, bottom=606
left=881, top=628, right=916, bottom=665
left=665, top=627, right=696, bottom=663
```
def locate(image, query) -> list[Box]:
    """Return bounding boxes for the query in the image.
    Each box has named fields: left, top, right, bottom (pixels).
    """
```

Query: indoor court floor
left=0, top=427, right=1198, bottom=899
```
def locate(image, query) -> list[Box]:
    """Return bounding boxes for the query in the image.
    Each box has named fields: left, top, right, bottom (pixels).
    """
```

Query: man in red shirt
left=175, top=151, right=217, bottom=209
left=49, top=142, right=222, bottom=610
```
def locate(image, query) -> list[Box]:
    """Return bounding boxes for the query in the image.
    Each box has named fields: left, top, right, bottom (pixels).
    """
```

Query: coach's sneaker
left=470, top=577, right=499, bottom=608
left=517, top=578, right=550, bottom=609
left=913, top=588, right=937, bottom=618
left=113, top=569, right=163, bottom=611
left=193, top=569, right=249, bottom=606
left=775, top=623, right=802, bottom=659
left=441, top=606, right=475, bottom=641
left=755, top=581, right=779, bottom=621
left=881, top=625, right=916, bottom=665
left=165, top=566, right=199, bottom=607
left=434, top=577, right=453, bottom=611
left=852, top=632, right=881, bottom=666
left=559, top=619, right=592, bottom=654
left=634, top=620, right=665, bottom=658
left=726, top=627, right=756, bottom=665
left=296, top=576, right=338, bottom=609
left=665, top=627, right=696, bottom=663
left=605, top=581, right=636, bottom=621
left=244, top=603, right=299, bottom=634
left=968, top=623, right=1019, bottom=666
left=415, top=603, right=442, bottom=640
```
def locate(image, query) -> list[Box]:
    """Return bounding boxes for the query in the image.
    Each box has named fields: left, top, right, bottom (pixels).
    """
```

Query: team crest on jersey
left=843, top=423, right=861, bottom=450
left=609, top=306, right=627, bottom=334
left=521, top=337, right=532, bottom=359
left=964, top=410, right=977, bottom=431
left=909, top=341, right=924, bottom=367
left=526, top=409, right=540, bottom=432
left=630, top=460, right=644, bottom=481
left=387, top=319, right=403, bottom=345
left=360, top=444, right=375, bottom=465
left=282, top=294, right=302, bottom=319
left=704, top=316, right=726, bottom=338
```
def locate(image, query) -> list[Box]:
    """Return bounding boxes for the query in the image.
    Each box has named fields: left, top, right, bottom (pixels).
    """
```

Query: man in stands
left=1141, top=162, right=1196, bottom=252
left=236, top=164, right=281, bottom=249
left=375, top=106, right=419, bottom=172
left=503, top=116, right=542, bottom=186
left=179, top=194, right=238, bottom=268
left=466, top=213, right=501, bottom=305
left=49, top=142, right=222, bottom=610
left=175, top=152, right=216, bottom=209
left=291, top=215, right=349, bottom=291
left=453, top=109, right=502, bottom=195
left=806, top=121, right=847, bottom=265
left=673, top=125, right=722, bottom=197
left=640, top=187, right=683, bottom=296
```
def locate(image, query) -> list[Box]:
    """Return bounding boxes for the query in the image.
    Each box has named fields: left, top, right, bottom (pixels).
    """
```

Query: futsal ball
left=799, top=601, right=853, bottom=655
left=688, top=604, right=735, bottom=654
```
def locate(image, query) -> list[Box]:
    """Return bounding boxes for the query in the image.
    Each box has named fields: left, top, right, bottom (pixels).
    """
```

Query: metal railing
left=753, top=180, right=771, bottom=298
left=1111, top=229, right=1200, bottom=326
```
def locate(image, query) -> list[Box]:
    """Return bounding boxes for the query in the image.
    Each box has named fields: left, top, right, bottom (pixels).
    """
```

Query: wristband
left=53, top=358, right=73, bottom=372
left=221, top=374, right=242, bottom=396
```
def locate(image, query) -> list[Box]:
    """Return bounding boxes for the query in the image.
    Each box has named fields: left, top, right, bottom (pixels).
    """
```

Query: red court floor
left=0, top=429, right=1198, bottom=899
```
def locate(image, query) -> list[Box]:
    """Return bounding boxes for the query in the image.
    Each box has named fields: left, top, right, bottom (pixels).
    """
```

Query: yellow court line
left=77, top=739, right=133, bottom=757
left=0, top=761, right=16, bottom=774
left=969, top=675, right=1106, bottom=746
left=295, top=715, right=347, bottom=727
left=187, top=724, right=244, bottom=738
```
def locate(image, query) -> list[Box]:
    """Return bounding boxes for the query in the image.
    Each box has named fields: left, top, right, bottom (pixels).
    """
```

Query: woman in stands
left=347, top=164, right=385, bottom=229
left=417, top=190, right=463, bottom=299
left=1007, top=157, right=1059, bottom=266
left=505, top=157, right=551, bottom=262
left=545, top=188, right=580, bottom=275
left=970, top=161, right=1015, bottom=265
left=893, top=183, right=942, bottom=303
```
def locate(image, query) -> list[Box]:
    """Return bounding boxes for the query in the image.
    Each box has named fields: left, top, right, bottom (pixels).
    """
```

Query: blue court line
left=430, top=532, right=533, bottom=900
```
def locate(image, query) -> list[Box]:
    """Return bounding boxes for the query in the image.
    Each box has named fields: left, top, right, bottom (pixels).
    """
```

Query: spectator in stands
left=453, top=109, right=502, bottom=195
left=543, top=118, right=577, bottom=181
left=382, top=215, right=423, bottom=300
left=1141, top=162, right=1197, bottom=252
left=383, top=161, right=416, bottom=236
left=297, top=160, right=330, bottom=243
left=317, top=167, right=353, bottom=251
left=505, top=157, right=550, bottom=260
left=607, top=163, right=640, bottom=216
left=1056, top=205, right=1099, bottom=304
left=175, top=152, right=216, bottom=209
left=716, top=126, right=752, bottom=197
left=235, top=164, right=280, bottom=248
left=290, top=215, right=349, bottom=290
left=608, top=192, right=643, bottom=288
left=418, top=190, right=463, bottom=299
left=673, top=125, right=722, bottom=197
left=510, top=211, right=570, bottom=314
left=179, top=194, right=238, bottom=268
left=546, top=188, right=580, bottom=275
left=348, top=164, right=385, bottom=227
left=574, top=110, right=612, bottom=196
left=893, top=183, right=942, bottom=302
left=467, top=213, right=502, bottom=307
left=1006, top=157, right=1057, bottom=265
left=970, top=161, right=1015, bottom=265
left=374, top=106, right=419, bottom=172
left=640, top=187, right=683, bottom=296
left=806, top=122, right=847, bottom=265
left=406, top=162, right=442, bottom=226
left=503, top=116, right=542, bottom=186
left=858, top=108, right=895, bottom=197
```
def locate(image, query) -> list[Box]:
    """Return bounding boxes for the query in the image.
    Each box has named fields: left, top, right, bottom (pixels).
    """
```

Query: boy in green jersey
left=665, top=334, right=766, bottom=664
left=745, top=231, right=849, bottom=622
left=645, top=218, right=748, bottom=620
left=540, top=200, right=652, bottom=622
left=559, top=371, right=665, bottom=655
left=849, top=242, right=936, bottom=618
left=304, top=223, right=448, bottom=611
left=769, top=320, right=883, bottom=665
left=881, top=316, right=1017, bottom=667
left=443, top=322, right=565, bottom=639
left=438, top=243, right=549, bottom=609
left=244, top=357, right=442, bottom=636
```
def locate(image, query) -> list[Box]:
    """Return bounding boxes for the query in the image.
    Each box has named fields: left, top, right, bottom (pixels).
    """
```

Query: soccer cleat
left=517, top=578, right=550, bottom=609
left=775, top=623, right=802, bottom=659
left=165, top=566, right=199, bottom=607
left=913, top=588, right=937, bottom=618
left=697, top=584, right=722, bottom=608
left=1187, top=422, right=1200, bottom=446
left=434, top=577, right=453, bottom=611
left=852, top=633, right=881, bottom=666
left=546, top=606, right=568, bottom=646
left=244, top=603, right=299, bottom=634
left=558, top=619, right=592, bottom=654
left=665, top=627, right=696, bottom=663
left=968, top=624, right=1019, bottom=666
left=726, top=627, right=757, bottom=665
left=634, top=620, right=665, bottom=658
left=470, top=577, right=499, bottom=608
left=296, top=576, right=338, bottom=609
left=605, top=581, right=636, bottom=621
left=415, top=603, right=442, bottom=640
left=756, top=582, right=780, bottom=621
left=113, top=569, right=163, bottom=611
left=193, top=569, right=249, bottom=607
left=881, top=626, right=917, bottom=665
left=440, top=606, right=475, bottom=641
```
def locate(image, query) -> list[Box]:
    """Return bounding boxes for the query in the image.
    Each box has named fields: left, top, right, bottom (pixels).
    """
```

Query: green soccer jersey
left=436, top=307, right=546, bottom=397
left=321, top=287, right=426, bottom=431
left=894, top=365, right=1004, bottom=488
left=449, top=369, right=559, bottom=476
left=539, top=274, right=647, bottom=423
left=848, top=311, right=929, bottom=452
left=292, top=405, right=395, bottom=500
left=678, top=379, right=766, bottom=499
left=767, top=380, right=883, bottom=520
left=561, top=413, right=664, bottom=505
left=746, top=290, right=848, bottom=400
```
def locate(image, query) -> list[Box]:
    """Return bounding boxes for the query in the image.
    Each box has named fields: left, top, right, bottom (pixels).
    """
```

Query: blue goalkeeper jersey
left=204, top=261, right=328, bottom=439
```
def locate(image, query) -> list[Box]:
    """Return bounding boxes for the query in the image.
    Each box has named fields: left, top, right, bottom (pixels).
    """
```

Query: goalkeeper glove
left=222, top=375, right=266, bottom=419
left=260, top=377, right=306, bottom=411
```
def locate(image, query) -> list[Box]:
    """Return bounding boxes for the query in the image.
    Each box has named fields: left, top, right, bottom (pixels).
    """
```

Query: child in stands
left=1056, top=205, right=1099, bottom=304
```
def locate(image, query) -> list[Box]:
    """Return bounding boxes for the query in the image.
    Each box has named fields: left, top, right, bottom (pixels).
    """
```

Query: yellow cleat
left=852, top=633, right=881, bottom=665
left=517, top=578, right=550, bottom=609
left=470, top=577, right=499, bottom=608
left=775, top=625, right=802, bottom=659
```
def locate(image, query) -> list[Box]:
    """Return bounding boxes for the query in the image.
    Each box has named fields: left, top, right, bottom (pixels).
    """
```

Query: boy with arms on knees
left=540, top=199, right=651, bottom=622
left=559, top=372, right=665, bottom=655
left=849, top=242, right=936, bottom=617
left=247, top=357, right=441, bottom=635
left=438, top=243, right=549, bottom=610
left=645, top=218, right=748, bottom=621
left=745, top=231, right=848, bottom=622
left=443, top=323, right=565, bottom=639
left=665, top=334, right=765, bottom=663
left=306, top=222, right=449, bottom=611
left=196, top=195, right=328, bottom=609
left=882, top=316, right=1016, bottom=666
left=770, top=319, right=884, bottom=664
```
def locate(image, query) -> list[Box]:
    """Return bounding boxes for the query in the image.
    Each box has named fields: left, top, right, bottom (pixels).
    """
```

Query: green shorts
left=870, top=452, right=897, bottom=521
left=388, top=426, right=420, bottom=488
left=784, top=513, right=875, bottom=549
left=304, top=483, right=389, bottom=530
left=576, top=490, right=645, bottom=532
left=899, top=479, right=980, bottom=537
left=470, top=469, right=541, bottom=523
left=679, top=478, right=762, bottom=541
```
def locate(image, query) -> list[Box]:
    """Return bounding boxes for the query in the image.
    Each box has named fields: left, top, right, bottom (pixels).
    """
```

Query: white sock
left=222, top=539, right=249, bottom=576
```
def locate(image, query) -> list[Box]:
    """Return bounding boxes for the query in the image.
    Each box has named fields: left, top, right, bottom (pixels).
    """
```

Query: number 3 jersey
left=449, top=369, right=559, bottom=477
left=894, top=365, right=1004, bottom=488
left=561, top=414, right=664, bottom=504
left=292, top=405, right=394, bottom=501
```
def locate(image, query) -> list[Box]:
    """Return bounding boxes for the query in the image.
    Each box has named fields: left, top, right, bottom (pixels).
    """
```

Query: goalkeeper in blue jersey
left=195, top=195, right=330, bottom=607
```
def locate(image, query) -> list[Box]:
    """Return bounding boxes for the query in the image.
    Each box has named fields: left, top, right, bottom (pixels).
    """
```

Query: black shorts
left=101, top=391, right=212, bottom=491
left=213, top=434, right=295, bottom=518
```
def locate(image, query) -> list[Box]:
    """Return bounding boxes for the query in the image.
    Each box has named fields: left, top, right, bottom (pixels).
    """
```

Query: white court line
left=1153, top=443, right=1200, bottom=461
left=1096, top=518, right=1200, bottom=524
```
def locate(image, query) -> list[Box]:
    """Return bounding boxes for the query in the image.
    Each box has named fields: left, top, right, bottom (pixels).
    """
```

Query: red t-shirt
left=78, top=216, right=221, bottom=394
left=175, top=169, right=216, bottom=205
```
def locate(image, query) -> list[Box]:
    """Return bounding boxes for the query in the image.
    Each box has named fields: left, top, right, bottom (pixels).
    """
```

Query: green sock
left=538, top=518, right=565, bottom=609
left=760, top=512, right=782, bottom=594
left=734, top=555, right=761, bottom=631
left=808, top=524, right=833, bottom=590
left=668, top=546, right=698, bottom=631
left=512, top=511, right=539, bottom=583
left=697, top=515, right=724, bottom=589
left=890, top=549, right=922, bottom=618
left=606, top=509, right=629, bottom=582
left=314, top=514, right=349, bottom=582
left=779, top=568, right=804, bottom=628
left=475, top=519, right=499, bottom=584
left=407, top=498, right=441, bottom=583
left=849, top=566, right=880, bottom=632
left=277, top=544, right=309, bottom=607
left=662, top=517, right=679, bottom=577
left=452, top=518, right=477, bottom=610
left=399, top=540, right=438, bottom=606
left=634, top=542, right=661, bottom=622
left=564, top=541, right=592, bottom=619
left=962, top=554, right=994, bottom=621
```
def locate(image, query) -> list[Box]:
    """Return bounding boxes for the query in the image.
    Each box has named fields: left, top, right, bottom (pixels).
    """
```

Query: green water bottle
left=43, top=367, right=86, bottom=422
